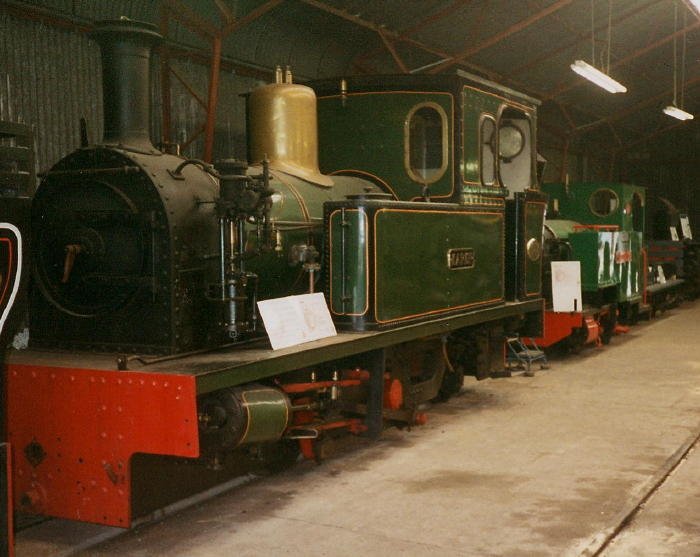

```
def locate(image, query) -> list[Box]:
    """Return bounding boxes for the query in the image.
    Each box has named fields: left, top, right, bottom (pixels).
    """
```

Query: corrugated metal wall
left=0, top=10, right=265, bottom=173
left=0, top=12, right=102, bottom=172
left=156, top=58, right=264, bottom=163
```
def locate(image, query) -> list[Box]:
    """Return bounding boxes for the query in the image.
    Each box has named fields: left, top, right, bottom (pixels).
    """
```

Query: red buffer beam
left=7, top=365, right=199, bottom=527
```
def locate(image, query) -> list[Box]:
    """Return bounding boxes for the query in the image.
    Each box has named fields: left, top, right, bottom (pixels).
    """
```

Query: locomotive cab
left=311, top=73, right=546, bottom=305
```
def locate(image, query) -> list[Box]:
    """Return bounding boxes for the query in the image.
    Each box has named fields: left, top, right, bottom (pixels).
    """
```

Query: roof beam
left=213, top=0, right=235, bottom=24
left=617, top=120, right=697, bottom=152
left=575, top=74, right=700, bottom=133
left=400, top=0, right=473, bottom=37
left=165, top=0, right=219, bottom=38
left=427, top=0, right=574, bottom=74
left=222, top=0, right=284, bottom=35
left=681, top=0, right=700, bottom=20
left=547, top=20, right=700, bottom=100
left=352, top=1, right=472, bottom=68
left=299, top=0, right=384, bottom=33
left=300, top=0, right=502, bottom=79
left=378, top=29, right=408, bottom=73
left=511, top=0, right=659, bottom=77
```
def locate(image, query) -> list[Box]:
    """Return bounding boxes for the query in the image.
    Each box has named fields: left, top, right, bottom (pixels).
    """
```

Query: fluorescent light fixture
left=570, top=60, right=627, bottom=94
left=663, top=105, right=694, bottom=120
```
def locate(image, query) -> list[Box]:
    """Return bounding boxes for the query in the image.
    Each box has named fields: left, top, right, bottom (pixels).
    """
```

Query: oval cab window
left=405, top=103, right=448, bottom=184
left=589, top=188, right=620, bottom=217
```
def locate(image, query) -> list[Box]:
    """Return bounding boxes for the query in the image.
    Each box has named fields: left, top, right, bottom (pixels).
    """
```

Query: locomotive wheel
left=565, top=327, right=587, bottom=354
left=257, top=440, right=300, bottom=474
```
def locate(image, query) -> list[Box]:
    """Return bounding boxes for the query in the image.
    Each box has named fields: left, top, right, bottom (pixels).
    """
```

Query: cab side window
left=480, top=115, right=496, bottom=186
left=498, top=106, right=533, bottom=193
left=405, top=103, right=448, bottom=184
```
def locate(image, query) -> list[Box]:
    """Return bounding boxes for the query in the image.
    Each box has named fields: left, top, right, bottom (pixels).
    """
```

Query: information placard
left=257, top=292, right=337, bottom=350
left=680, top=214, right=693, bottom=240
left=551, top=261, right=582, bottom=312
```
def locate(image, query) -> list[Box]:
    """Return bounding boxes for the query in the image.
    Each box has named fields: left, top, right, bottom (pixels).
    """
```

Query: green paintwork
left=547, top=219, right=618, bottom=292
left=524, top=201, right=545, bottom=295
left=317, top=87, right=537, bottom=202
left=542, top=182, right=646, bottom=234
left=461, top=86, right=536, bottom=197
left=246, top=171, right=377, bottom=300
left=317, top=92, right=454, bottom=201
left=568, top=231, right=617, bottom=292
left=615, top=231, right=643, bottom=303
left=238, top=386, right=290, bottom=444
left=543, top=182, right=645, bottom=304
left=373, top=209, right=503, bottom=323
left=163, top=298, right=542, bottom=395
left=545, top=219, right=578, bottom=239
left=328, top=208, right=368, bottom=316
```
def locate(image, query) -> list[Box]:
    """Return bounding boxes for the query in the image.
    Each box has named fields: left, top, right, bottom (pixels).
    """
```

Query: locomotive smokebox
left=90, top=18, right=161, bottom=152
left=30, top=17, right=220, bottom=355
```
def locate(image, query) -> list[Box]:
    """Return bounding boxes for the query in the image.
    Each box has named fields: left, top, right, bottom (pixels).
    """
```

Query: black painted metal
left=123, top=298, right=543, bottom=394
left=89, top=19, right=162, bottom=152
left=0, top=120, right=31, bottom=557
left=360, top=349, right=385, bottom=439
left=30, top=148, right=219, bottom=355
left=0, top=443, right=11, bottom=557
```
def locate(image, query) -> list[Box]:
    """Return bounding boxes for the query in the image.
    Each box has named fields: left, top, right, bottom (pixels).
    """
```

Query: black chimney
left=90, top=18, right=162, bottom=153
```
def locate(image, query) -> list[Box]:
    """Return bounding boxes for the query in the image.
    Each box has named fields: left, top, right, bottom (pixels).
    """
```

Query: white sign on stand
left=257, top=292, right=337, bottom=350
left=551, top=261, right=582, bottom=312
left=680, top=215, right=693, bottom=240
left=657, top=265, right=666, bottom=284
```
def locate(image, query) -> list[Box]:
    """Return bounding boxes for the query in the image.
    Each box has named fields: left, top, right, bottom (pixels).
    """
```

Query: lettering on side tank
left=447, top=248, right=475, bottom=270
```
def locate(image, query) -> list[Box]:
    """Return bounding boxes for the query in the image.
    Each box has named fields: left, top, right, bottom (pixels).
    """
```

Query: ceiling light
left=570, top=60, right=627, bottom=93
left=663, top=3, right=693, bottom=121
left=570, top=1, right=627, bottom=94
left=663, top=105, right=694, bottom=120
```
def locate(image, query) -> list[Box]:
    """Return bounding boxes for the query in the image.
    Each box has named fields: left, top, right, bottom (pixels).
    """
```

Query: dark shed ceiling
left=6, top=0, right=700, bottom=152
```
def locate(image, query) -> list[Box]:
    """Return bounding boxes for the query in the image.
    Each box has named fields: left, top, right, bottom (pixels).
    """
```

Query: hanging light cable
left=570, top=0, right=627, bottom=93
left=663, top=2, right=694, bottom=120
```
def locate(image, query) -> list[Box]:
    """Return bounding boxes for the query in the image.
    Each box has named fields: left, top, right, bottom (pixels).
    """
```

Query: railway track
left=581, top=425, right=700, bottom=556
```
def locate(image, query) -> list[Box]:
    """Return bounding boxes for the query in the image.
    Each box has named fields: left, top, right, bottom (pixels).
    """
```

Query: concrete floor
left=15, top=301, right=700, bottom=557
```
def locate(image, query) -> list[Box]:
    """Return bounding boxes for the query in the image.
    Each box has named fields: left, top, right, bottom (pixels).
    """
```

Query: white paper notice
left=257, top=292, right=337, bottom=350
left=551, top=261, right=582, bottom=312
left=657, top=265, right=666, bottom=284
left=680, top=215, right=693, bottom=240
left=670, top=227, right=679, bottom=241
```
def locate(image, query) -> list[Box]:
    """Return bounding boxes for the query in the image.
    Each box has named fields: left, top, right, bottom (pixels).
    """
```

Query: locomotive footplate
left=7, top=298, right=541, bottom=528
